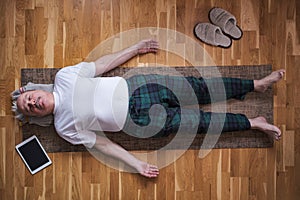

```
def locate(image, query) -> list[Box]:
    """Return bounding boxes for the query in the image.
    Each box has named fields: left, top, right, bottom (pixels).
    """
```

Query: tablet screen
left=16, top=136, right=52, bottom=174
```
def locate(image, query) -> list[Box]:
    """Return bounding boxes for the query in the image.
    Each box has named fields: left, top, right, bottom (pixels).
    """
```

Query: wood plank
left=0, top=0, right=299, bottom=199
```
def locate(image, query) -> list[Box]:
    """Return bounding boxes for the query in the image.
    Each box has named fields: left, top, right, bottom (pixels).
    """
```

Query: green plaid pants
left=123, top=74, right=253, bottom=138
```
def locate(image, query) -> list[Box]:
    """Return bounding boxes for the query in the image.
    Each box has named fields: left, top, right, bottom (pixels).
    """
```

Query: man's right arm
left=94, top=39, right=159, bottom=75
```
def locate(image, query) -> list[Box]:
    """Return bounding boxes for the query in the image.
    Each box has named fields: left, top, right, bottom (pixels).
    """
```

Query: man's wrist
left=131, top=158, right=143, bottom=171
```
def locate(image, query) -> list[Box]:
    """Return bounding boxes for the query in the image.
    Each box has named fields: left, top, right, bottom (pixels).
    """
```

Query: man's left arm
left=94, top=39, right=159, bottom=75
left=92, top=134, right=159, bottom=178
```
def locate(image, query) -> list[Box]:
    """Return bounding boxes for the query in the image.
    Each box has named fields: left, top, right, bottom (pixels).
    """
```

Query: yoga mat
left=21, top=65, right=273, bottom=152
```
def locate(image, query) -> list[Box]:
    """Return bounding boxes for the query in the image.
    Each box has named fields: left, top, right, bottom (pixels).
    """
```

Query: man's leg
left=187, top=69, right=286, bottom=104
left=126, top=74, right=254, bottom=105
left=125, top=88, right=281, bottom=140
left=163, top=108, right=281, bottom=140
left=126, top=69, right=285, bottom=106
left=163, top=108, right=250, bottom=134
left=185, top=76, right=254, bottom=104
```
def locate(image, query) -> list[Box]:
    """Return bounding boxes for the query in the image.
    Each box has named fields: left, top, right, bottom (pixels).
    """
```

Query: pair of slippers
left=194, top=7, right=243, bottom=48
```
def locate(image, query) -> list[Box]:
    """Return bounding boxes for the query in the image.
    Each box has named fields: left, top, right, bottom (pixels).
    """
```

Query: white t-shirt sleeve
left=58, top=62, right=96, bottom=78
left=77, top=130, right=97, bottom=148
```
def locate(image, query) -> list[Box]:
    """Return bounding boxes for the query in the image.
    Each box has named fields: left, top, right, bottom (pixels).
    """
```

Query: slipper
left=209, top=7, right=243, bottom=40
left=194, top=23, right=232, bottom=48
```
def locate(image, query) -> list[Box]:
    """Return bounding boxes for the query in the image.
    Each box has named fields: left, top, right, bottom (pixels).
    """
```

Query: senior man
left=12, top=39, right=284, bottom=178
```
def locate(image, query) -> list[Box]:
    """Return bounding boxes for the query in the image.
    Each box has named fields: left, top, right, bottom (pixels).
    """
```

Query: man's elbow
left=93, top=135, right=120, bottom=156
left=94, top=141, right=113, bottom=155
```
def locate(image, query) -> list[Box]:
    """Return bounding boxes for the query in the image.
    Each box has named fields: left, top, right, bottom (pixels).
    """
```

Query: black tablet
left=16, top=135, right=52, bottom=174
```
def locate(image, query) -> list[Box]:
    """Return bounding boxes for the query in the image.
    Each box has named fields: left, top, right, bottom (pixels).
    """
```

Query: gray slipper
left=209, top=7, right=243, bottom=40
left=194, top=23, right=232, bottom=48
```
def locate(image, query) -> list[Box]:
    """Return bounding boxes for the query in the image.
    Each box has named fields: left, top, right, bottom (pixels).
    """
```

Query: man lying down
left=11, top=39, right=284, bottom=178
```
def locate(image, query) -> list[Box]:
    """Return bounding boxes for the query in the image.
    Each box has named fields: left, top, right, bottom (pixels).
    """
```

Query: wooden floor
left=1, top=0, right=299, bottom=199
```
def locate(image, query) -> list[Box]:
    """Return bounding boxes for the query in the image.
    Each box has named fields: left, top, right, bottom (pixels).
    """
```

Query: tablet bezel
left=16, top=135, right=52, bottom=175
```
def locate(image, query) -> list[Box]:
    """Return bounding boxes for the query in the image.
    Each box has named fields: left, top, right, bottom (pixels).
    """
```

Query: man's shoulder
left=56, top=64, right=79, bottom=75
left=54, top=63, right=80, bottom=82
left=56, top=62, right=96, bottom=78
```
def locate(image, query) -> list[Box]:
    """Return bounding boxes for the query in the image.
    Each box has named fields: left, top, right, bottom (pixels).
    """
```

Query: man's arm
left=93, top=135, right=159, bottom=178
left=94, top=39, right=159, bottom=75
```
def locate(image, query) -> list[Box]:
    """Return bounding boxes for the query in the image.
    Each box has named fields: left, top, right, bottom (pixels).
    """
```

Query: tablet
left=16, top=135, right=52, bottom=174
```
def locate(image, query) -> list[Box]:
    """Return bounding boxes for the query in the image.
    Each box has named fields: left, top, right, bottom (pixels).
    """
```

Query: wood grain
left=1, top=0, right=299, bottom=199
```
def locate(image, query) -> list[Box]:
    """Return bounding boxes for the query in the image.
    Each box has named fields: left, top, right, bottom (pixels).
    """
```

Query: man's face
left=17, top=90, right=54, bottom=117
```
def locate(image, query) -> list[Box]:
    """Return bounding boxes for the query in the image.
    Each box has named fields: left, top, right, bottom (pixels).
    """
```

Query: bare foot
left=248, top=117, right=281, bottom=140
left=254, top=69, right=285, bottom=93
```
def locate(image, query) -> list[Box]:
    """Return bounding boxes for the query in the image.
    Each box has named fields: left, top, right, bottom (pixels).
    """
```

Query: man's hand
left=136, top=161, right=159, bottom=178
left=94, top=135, right=159, bottom=178
left=136, top=39, right=159, bottom=54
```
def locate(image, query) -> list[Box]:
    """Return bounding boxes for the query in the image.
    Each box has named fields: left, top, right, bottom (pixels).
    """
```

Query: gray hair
left=11, top=82, right=54, bottom=127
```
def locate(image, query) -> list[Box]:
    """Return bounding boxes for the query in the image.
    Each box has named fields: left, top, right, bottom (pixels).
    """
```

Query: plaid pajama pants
left=123, top=74, right=254, bottom=138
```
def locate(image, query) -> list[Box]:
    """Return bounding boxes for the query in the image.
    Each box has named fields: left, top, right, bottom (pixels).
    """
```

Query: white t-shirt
left=53, top=62, right=129, bottom=148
